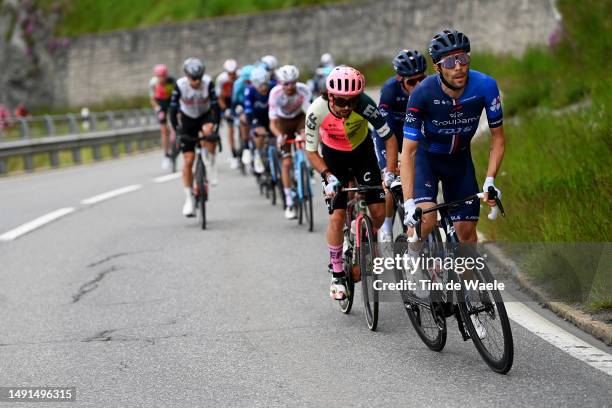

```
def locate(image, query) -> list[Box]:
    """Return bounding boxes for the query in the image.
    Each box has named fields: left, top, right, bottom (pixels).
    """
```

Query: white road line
left=153, top=173, right=181, bottom=183
left=505, top=299, right=612, bottom=376
left=81, top=184, right=142, bottom=205
left=0, top=207, right=76, bottom=241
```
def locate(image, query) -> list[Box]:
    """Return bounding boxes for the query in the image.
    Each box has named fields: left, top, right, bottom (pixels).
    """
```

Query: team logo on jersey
left=489, top=96, right=501, bottom=112
left=405, top=112, right=416, bottom=123
left=363, top=104, right=380, bottom=119
left=363, top=172, right=371, bottom=182
left=306, top=112, right=317, bottom=130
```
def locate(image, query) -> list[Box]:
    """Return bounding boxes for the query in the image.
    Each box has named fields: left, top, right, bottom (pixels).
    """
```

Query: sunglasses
left=332, top=96, right=358, bottom=108
left=403, top=74, right=426, bottom=86
left=189, top=76, right=203, bottom=82
left=281, top=81, right=296, bottom=88
left=438, top=53, right=470, bottom=69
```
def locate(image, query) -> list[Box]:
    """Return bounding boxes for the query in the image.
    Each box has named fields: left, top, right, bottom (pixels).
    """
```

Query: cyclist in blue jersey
left=373, top=49, right=427, bottom=242
left=400, top=29, right=505, bottom=243
left=232, top=64, right=254, bottom=165
left=244, top=66, right=272, bottom=174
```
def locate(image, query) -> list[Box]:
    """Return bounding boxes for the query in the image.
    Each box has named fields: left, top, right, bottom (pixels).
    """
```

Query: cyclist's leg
left=412, top=148, right=440, bottom=238
left=200, top=116, right=219, bottom=184
left=179, top=116, right=198, bottom=215
left=349, top=137, right=386, bottom=229
left=439, top=151, right=480, bottom=243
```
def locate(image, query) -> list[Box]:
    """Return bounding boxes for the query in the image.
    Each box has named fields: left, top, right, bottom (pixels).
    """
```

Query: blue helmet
left=428, top=29, right=470, bottom=63
left=392, top=49, right=427, bottom=77
left=240, top=64, right=254, bottom=80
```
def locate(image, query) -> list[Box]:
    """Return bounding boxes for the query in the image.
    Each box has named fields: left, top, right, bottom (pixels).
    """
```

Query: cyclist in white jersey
left=169, top=57, right=220, bottom=217
left=215, top=59, right=239, bottom=169
left=268, top=65, right=312, bottom=219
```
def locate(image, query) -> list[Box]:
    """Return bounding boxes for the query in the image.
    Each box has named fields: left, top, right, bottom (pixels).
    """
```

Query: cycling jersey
left=214, top=72, right=234, bottom=100
left=231, top=77, right=249, bottom=109
left=379, top=76, right=410, bottom=138
left=149, top=76, right=175, bottom=102
left=169, top=75, right=219, bottom=129
left=404, top=69, right=502, bottom=154
left=268, top=83, right=311, bottom=120
left=305, top=93, right=392, bottom=153
left=244, top=84, right=270, bottom=129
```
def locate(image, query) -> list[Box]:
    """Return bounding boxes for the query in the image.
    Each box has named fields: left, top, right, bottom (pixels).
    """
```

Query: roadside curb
left=483, top=243, right=612, bottom=346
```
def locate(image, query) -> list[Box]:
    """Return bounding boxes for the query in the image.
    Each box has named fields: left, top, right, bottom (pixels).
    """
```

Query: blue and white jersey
left=378, top=76, right=410, bottom=138
left=244, top=84, right=270, bottom=128
left=403, top=69, right=503, bottom=154
left=231, top=77, right=249, bottom=108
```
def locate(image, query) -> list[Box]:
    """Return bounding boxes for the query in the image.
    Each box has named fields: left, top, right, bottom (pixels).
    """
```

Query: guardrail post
left=67, top=113, right=79, bottom=134
left=92, top=144, right=101, bottom=161
left=43, top=115, right=55, bottom=136
left=138, top=132, right=145, bottom=151
left=0, top=158, right=6, bottom=174
left=15, top=117, right=30, bottom=139
left=72, top=147, right=81, bottom=164
left=111, top=139, right=119, bottom=157
left=50, top=150, right=59, bottom=168
left=24, top=154, right=34, bottom=171
left=89, top=113, right=97, bottom=131
left=106, top=112, right=115, bottom=129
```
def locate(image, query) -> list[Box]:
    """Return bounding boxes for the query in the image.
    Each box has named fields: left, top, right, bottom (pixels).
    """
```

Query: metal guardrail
left=0, top=109, right=160, bottom=174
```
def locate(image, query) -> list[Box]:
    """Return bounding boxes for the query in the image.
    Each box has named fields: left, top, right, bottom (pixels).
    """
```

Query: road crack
left=86, top=253, right=129, bottom=268
left=72, top=266, right=119, bottom=303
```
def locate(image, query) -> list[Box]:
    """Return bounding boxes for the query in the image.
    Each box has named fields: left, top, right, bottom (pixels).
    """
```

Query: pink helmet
left=326, top=66, right=365, bottom=96
left=153, top=64, right=168, bottom=76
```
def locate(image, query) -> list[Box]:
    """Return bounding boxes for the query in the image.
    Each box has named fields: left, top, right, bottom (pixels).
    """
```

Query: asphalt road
left=0, top=142, right=611, bottom=407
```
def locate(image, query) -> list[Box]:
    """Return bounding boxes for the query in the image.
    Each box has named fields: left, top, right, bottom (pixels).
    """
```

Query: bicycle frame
left=289, top=139, right=313, bottom=204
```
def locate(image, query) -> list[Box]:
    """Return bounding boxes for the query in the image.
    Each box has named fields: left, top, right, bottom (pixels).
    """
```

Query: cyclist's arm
left=358, top=93, right=397, bottom=173
left=243, top=88, right=257, bottom=128
left=208, top=80, right=221, bottom=124
left=401, top=89, right=426, bottom=200
left=483, top=77, right=505, bottom=179
left=148, top=77, right=159, bottom=110
left=400, top=138, right=417, bottom=201
left=304, top=102, right=327, bottom=174
left=168, top=86, right=181, bottom=130
left=268, top=87, right=282, bottom=137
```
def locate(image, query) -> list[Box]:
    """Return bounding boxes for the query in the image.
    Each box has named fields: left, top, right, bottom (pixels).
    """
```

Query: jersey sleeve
left=378, top=83, right=393, bottom=119
left=483, top=77, right=503, bottom=128
left=148, top=77, right=157, bottom=99
left=169, top=85, right=181, bottom=129
left=268, top=86, right=280, bottom=120
left=214, top=73, right=224, bottom=97
left=305, top=99, right=323, bottom=152
left=357, top=93, right=392, bottom=141
left=403, top=88, right=425, bottom=141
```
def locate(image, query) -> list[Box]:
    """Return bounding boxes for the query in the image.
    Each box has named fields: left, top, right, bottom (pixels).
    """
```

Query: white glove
left=324, top=174, right=341, bottom=198
left=483, top=176, right=501, bottom=200
left=383, top=170, right=396, bottom=188
left=224, top=108, right=232, bottom=119
left=403, top=199, right=418, bottom=227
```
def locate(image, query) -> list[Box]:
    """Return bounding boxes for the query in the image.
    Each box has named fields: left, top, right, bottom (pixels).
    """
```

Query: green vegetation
left=39, top=0, right=350, bottom=36
left=358, top=0, right=611, bottom=311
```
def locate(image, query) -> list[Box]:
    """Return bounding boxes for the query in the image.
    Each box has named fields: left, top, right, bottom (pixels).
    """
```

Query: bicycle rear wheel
left=456, top=246, right=513, bottom=374
left=301, top=162, right=314, bottom=232
left=339, top=221, right=355, bottom=314
left=394, top=233, right=446, bottom=351
left=359, top=214, right=378, bottom=331
left=195, top=157, right=207, bottom=230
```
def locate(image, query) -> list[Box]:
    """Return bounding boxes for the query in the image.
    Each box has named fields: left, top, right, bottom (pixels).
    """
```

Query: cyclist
left=305, top=66, right=399, bottom=300
left=374, top=49, right=427, bottom=242
left=401, top=29, right=505, bottom=243
left=232, top=64, right=254, bottom=166
left=260, top=55, right=279, bottom=83
left=149, top=64, right=176, bottom=170
left=169, top=57, right=221, bottom=217
left=244, top=66, right=272, bottom=174
left=308, top=53, right=335, bottom=97
left=269, top=65, right=312, bottom=219
left=215, top=59, right=239, bottom=169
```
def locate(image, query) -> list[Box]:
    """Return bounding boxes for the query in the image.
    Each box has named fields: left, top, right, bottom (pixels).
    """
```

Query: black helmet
left=183, top=57, right=205, bottom=79
left=392, top=49, right=427, bottom=77
left=428, top=29, right=471, bottom=63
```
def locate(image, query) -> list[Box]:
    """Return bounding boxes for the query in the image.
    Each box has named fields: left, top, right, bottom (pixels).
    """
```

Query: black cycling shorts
left=155, top=99, right=170, bottom=124
left=179, top=111, right=216, bottom=153
left=321, top=136, right=385, bottom=213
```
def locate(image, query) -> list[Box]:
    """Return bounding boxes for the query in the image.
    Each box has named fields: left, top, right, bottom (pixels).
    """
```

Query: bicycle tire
left=339, top=223, right=355, bottom=314
left=455, top=246, right=513, bottom=373
left=359, top=214, right=379, bottom=331
left=301, top=162, right=314, bottom=232
left=394, top=233, right=447, bottom=351
left=196, top=157, right=207, bottom=230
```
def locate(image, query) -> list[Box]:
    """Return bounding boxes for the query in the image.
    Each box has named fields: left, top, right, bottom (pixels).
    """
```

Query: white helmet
left=320, top=53, right=334, bottom=67
left=223, top=59, right=238, bottom=73
left=275, top=65, right=299, bottom=82
left=261, top=55, right=278, bottom=71
left=250, top=66, right=270, bottom=87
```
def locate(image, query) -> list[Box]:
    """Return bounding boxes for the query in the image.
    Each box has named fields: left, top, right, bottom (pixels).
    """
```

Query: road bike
left=390, top=180, right=514, bottom=373
left=332, top=184, right=384, bottom=331
left=288, top=138, right=314, bottom=232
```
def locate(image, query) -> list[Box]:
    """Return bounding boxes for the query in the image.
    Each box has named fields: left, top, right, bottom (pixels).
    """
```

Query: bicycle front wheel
left=456, top=246, right=513, bottom=374
left=195, top=158, right=207, bottom=230
left=394, top=234, right=446, bottom=351
left=359, top=214, right=378, bottom=331
left=301, top=162, right=314, bottom=232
